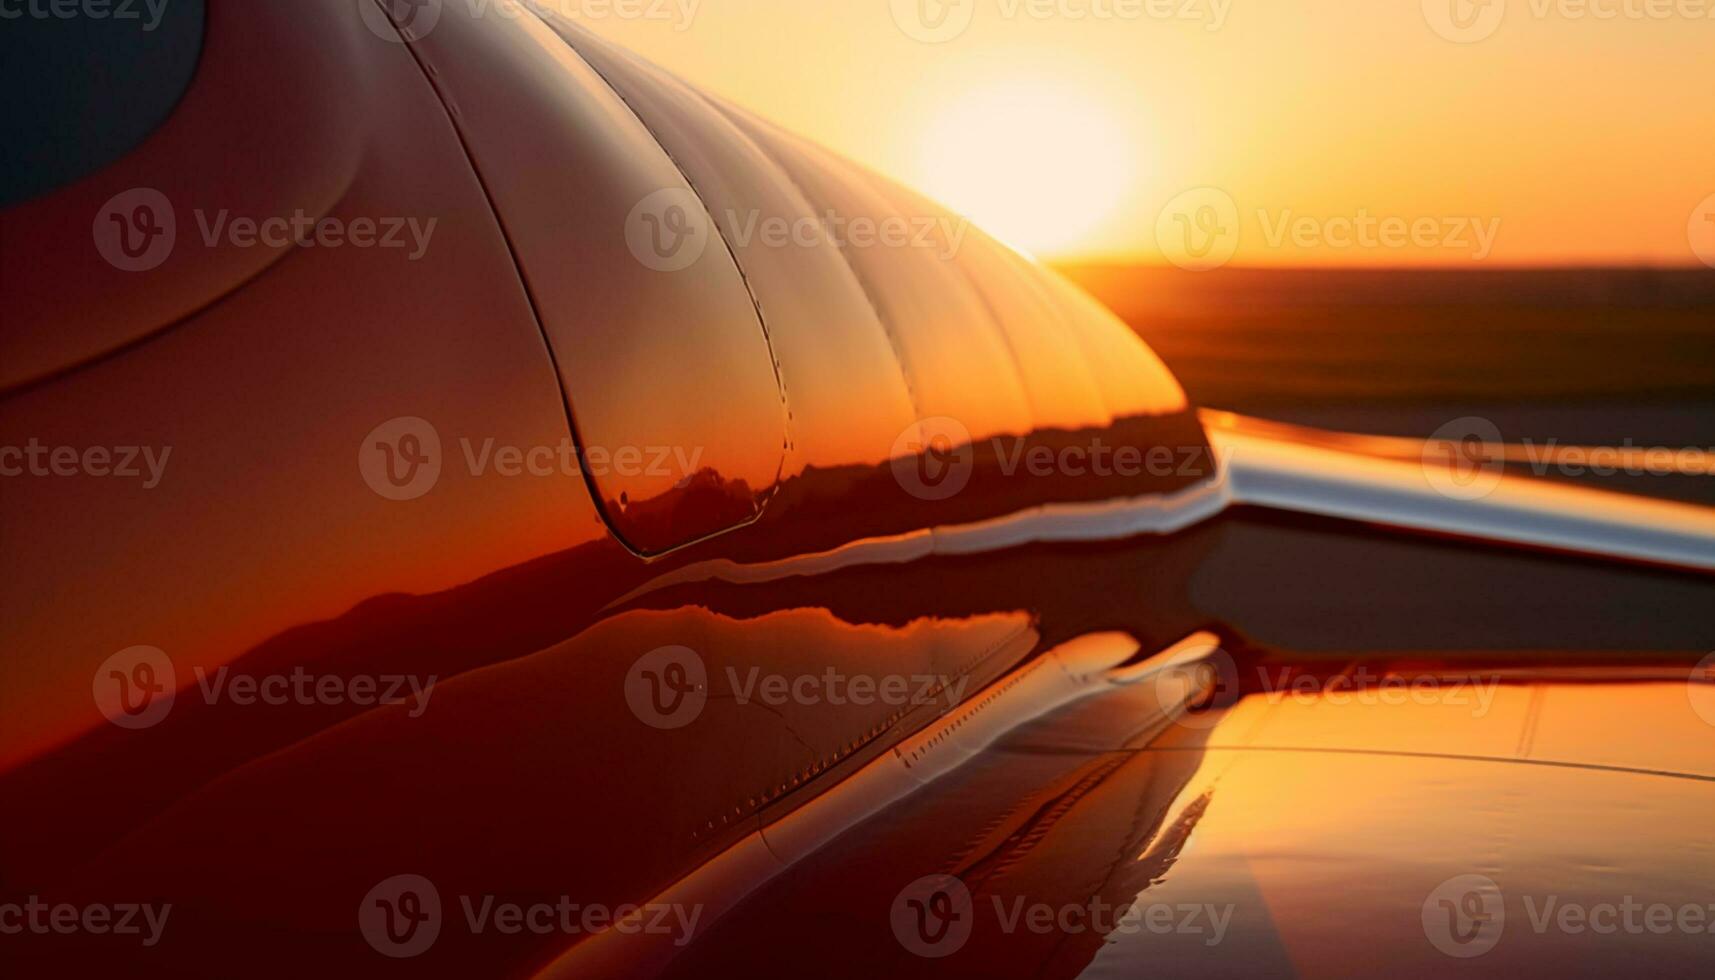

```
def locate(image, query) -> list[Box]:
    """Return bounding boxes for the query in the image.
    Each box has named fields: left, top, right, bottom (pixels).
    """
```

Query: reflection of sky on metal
left=1095, top=675, right=1715, bottom=975
left=589, top=636, right=1715, bottom=977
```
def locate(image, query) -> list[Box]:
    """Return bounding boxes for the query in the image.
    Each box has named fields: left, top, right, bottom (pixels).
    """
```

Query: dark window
left=0, top=0, right=205, bottom=208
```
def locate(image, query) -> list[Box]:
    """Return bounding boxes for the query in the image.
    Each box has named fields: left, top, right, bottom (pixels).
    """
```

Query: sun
left=915, top=82, right=1137, bottom=258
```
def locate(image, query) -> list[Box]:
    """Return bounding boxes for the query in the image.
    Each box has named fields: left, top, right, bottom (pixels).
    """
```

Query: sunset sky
left=579, top=0, right=1714, bottom=266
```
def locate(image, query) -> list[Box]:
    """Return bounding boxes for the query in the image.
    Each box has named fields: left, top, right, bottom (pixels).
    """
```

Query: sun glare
left=915, top=82, right=1136, bottom=258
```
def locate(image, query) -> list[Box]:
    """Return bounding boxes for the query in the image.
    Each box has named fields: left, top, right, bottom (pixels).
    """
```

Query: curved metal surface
left=2, top=1, right=1713, bottom=977
left=0, top=0, right=378, bottom=393
left=1207, top=411, right=1715, bottom=573
left=602, top=644, right=1715, bottom=980
left=0, top=2, right=1220, bottom=973
left=395, top=2, right=790, bottom=556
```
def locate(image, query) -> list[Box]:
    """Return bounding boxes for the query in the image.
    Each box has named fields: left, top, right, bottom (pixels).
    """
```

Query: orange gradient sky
left=577, top=0, right=1714, bottom=266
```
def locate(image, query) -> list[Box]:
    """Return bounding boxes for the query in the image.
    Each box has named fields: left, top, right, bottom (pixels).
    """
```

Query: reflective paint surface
left=625, top=649, right=1715, bottom=979
left=0, top=2, right=1216, bottom=973
left=3, top=1, right=1714, bottom=976
left=401, top=5, right=789, bottom=555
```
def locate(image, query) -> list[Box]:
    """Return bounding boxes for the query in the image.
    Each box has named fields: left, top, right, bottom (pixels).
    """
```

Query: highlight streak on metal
left=1208, top=412, right=1715, bottom=573
left=533, top=631, right=1223, bottom=980
left=603, top=476, right=1233, bottom=609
